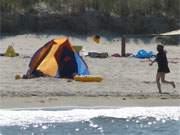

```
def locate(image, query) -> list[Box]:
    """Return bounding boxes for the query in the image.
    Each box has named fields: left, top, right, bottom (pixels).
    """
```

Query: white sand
left=0, top=34, right=180, bottom=107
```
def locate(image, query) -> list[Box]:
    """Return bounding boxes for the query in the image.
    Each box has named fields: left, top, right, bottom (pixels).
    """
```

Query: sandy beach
left=0, top=34, right=180, bottom=108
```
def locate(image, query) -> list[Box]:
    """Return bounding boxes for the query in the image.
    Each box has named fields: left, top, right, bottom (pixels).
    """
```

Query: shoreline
left=1, top=96, right=180, bottom=109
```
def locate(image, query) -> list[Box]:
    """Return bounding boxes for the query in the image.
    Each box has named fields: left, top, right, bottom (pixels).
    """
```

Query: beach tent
left=28, top=37, right=89, bottom=78
left=160, top=29, right=180, bottom=35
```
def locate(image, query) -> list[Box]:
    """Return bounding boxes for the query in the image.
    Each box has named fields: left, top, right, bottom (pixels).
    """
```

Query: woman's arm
left=149, top=59, right=156, bottom=66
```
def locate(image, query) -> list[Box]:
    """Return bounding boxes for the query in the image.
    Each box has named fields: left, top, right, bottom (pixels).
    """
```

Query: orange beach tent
left=28, top=37, right=89, bottom=78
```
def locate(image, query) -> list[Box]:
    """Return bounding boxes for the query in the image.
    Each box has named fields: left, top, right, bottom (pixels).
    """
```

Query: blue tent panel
left=75, top=53, right=90, bottom=75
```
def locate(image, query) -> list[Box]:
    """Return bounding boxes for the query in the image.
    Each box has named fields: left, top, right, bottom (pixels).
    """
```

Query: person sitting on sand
left=149, top=44, right=175, bottom=93
left=93, top=35, right=101, bottom=44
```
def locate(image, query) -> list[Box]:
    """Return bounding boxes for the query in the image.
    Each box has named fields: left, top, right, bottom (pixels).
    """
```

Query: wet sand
left=0, top=34, right=180, bottom=108
left=1, top=96, right=180, bottom=109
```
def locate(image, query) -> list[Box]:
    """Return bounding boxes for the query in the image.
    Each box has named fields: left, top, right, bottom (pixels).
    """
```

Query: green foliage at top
left=1, top=0, right=179, bottom=19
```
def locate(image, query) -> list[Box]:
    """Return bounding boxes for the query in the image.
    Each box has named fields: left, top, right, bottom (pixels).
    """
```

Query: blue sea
left=0, top=107, right=180, bottom=135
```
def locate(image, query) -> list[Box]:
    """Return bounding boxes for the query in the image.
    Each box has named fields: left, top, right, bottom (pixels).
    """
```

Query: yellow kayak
left=74, top=75, right=103, bottom=82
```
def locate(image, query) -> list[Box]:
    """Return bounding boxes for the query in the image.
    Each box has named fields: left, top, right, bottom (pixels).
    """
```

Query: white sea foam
left=0, top=107, right=180, bottom=126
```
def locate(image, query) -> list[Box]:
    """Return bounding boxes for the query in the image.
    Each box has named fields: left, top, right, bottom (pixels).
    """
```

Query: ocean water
left=0, top=107, right=180, bottom=135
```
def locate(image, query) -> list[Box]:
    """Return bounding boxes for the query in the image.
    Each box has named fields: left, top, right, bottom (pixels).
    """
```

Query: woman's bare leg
left=161, top=73, right=175, bottom=88
left=156, top=72, right=162, bottom=93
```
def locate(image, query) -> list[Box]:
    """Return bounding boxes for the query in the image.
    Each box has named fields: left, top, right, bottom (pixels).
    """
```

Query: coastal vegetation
left=1, top=0, right=180, bottom=34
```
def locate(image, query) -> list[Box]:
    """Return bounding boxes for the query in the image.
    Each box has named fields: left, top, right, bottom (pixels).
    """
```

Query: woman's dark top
left=156, top=52, right=170, bottom=73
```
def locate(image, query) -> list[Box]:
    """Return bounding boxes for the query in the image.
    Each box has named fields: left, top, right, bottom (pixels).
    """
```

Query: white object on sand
left=160, top=29, right=180, bottom=35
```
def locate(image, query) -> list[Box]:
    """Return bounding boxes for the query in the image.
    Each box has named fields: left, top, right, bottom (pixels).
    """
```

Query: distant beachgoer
left=93, top=35, right=100, bottom=44
left=149, top=44, right=175, bottom=93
